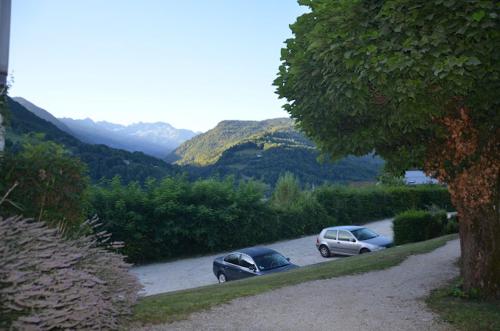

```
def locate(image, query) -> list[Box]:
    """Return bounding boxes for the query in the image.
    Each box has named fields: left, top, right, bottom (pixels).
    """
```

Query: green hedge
left=313, top=185, right=452, bottom=225
left=89, top=177, right=453, bottom=263
left=393, top=210, right=458, bottom=245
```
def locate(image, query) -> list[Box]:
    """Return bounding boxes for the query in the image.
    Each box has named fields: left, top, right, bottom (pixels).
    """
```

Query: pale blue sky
left=9, top=1, right=306, bottom=131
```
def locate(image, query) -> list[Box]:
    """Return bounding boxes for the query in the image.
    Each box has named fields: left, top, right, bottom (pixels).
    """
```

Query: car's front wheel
left=218, top=272, right=227, bottom=283
left=319, top=245, right=331, bottom=258
left=360, top=248, right=370, bottom=254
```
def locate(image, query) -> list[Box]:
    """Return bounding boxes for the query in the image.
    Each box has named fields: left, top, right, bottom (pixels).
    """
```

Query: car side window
left=338, top=230, right=353, bottom=242
left=224, top=253, right=239, bottom=265
left=324, top=230, right=337, bottom=240
left=239, top=255, right=256, bottom=269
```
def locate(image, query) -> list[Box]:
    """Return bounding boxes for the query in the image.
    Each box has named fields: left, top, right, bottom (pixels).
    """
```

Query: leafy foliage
left=89, top=173, right=450, bottom=263
left=275, top=0, right=499, bottom=172
left=0, top=216, right=141, bottom=330
left=393, top=209, right=451, bottom=245
left=313, top=184, right=451, bottom=225
left=275, top=0, right=500, bottom=298
left=270, top=172, right=302, bottom=209
left=0, top=137, right=89, bottom=234
left=89, top=176, right=278, bottom=263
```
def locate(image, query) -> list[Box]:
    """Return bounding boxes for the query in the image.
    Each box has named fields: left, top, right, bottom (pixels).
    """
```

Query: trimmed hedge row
left=314, top=185, right=452, bottom=225
left=90, top=177, right=453, bottom=263
left=394, top=210, right=459, bottom=245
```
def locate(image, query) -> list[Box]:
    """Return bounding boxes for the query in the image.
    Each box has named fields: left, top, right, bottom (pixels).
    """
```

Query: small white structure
left=404, top=170, right=438, bottom=185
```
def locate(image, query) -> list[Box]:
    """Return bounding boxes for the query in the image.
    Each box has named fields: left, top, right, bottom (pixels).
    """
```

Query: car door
left=237, top=254, right=258, bottom=280
left=222, top=253, right=241, bottom=280
left=323, top=229, right=338, bottom=253
left=337, top=230, right=361, bottom=255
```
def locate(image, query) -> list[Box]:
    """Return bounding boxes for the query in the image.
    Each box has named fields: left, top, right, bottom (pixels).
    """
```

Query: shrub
left=90, top=175, right=453, bottom=263
left=313, top=184, right=451, bottom=225
left=0, top=137, right=89, bottom=234
left=393, top=210, right=450, bottom=245
left=444, top=214, right=460, bottom=234
left=0, top=216, right=141, bottom=330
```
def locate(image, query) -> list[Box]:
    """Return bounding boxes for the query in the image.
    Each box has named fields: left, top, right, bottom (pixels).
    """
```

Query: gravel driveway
left=140, top=239, right=460, bottom=331
left=131, top=218, right=394, bottom=296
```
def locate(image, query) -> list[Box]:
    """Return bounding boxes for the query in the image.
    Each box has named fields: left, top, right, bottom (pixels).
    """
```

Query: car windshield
left=253, top=252, right=289, bottom=271
left=351, top=228, right=379, bottom=241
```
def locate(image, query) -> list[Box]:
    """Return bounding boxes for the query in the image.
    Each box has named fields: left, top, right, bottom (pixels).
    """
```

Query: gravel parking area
left=131, top=218, right=394, bottom=296
left=139, top=239, right=460, bottom=331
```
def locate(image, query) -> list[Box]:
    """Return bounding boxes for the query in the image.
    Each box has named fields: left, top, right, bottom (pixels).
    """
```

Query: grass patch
left=427, top=278, right=500, bottom=331
left=132, top=234, right=457, bottom=326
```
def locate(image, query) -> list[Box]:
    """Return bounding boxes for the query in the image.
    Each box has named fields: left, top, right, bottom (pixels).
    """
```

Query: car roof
left=233, top=246, right=278, bottom=257
left=324, top=225, right=364, bottom=231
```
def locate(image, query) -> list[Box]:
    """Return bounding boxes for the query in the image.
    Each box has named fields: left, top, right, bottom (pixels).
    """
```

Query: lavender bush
left=0, top=216, right=141, bottom=330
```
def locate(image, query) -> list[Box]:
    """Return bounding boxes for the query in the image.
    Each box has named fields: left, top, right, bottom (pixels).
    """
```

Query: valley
left=8, top=97, right=383, bottom=186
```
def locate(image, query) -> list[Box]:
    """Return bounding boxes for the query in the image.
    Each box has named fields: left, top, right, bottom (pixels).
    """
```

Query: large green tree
left=275, top=0, right=499, bottom=298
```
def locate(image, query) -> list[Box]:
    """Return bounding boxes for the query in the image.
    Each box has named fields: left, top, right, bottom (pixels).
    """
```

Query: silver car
left=316, top=225, right=393, bottom=257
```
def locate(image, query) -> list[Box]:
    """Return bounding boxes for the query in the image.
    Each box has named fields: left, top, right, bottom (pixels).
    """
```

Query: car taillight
left=316, top=237, right=319, bottom=244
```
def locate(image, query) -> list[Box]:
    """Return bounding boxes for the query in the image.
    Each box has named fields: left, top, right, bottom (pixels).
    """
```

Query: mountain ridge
left=12, top=97, right=74, bottom=135
left=6, top=98, right=179, bottom=183
left=171, top=118, right=384, bottom=186
left=168, top=118, right=295, bottom=165
left=59, top=117, right=198, bottom=158
left=9, top=97, right=198, bottom=158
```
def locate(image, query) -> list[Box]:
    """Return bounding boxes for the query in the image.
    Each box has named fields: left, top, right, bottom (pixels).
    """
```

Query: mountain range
left=7, top=97, right=384, bottom=186
left=6, top=98, right=179, bottom=183
left=12, top=97, right=197, bottom=159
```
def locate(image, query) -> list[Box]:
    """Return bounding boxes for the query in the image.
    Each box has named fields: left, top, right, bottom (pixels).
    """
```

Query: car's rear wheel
left=360, top=248, right=370, bottom=254
left=319, top=245, right=331, bottom=258
left=218, top=272, right=227, bottom=283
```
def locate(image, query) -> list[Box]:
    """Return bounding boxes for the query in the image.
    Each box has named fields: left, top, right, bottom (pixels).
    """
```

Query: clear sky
left=9, top=1, right=306, bottom=132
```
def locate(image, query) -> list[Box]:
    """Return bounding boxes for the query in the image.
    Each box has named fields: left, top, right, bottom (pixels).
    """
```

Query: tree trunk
left=425, top=106, right=500, bottom=299
left=458, top=195, right=500, bottom=299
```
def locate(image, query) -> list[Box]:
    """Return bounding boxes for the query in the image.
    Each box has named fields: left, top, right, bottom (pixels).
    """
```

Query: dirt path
left=131, top=218, right=394, bottom=295
left=140, top=239, right=460, bottom=331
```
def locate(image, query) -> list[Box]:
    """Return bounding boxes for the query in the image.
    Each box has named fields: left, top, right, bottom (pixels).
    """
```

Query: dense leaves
left=0, top=138, right=89, bottom=234
left=275, top=0, right=499, bottom=298
left=393, top=209, right=457, bottom=245
left=89, top=174, right=450, bottom=263
left=275, top=0, right=499, bottom=171
left=89, top=176, right=277, bottom=263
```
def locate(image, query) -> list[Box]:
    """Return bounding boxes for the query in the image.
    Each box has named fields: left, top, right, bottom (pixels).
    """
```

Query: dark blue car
left=213, top=247, right=299, bottom=283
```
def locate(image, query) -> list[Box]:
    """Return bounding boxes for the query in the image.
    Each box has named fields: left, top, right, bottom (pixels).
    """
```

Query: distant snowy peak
left=58, top=117, right=198, bottom=158
left=94, top=121, right=196, bottom=143
left=125, top=122, right=183, bottom=139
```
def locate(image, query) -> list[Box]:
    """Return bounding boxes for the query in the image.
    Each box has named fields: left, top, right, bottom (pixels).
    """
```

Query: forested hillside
left=5, top=98, right=179, bottom=183
left=7, top=99, right=383, bottom=187
left=171, top=119, right=384, bottom=186
left=167, top=118, right=293, bottom=165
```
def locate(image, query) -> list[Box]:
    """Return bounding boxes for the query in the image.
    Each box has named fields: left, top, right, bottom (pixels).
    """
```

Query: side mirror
left=249, top=265, right=257, bottom=272
left=351, top=238, right=356, bottom=242
left=286, top=257, right=290, bottom=262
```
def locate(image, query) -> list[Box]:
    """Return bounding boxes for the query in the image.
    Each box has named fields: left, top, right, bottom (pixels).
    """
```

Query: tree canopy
left=275, top=0, right=500, bottom=298
left=275, top=0, right=499, bottom=172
